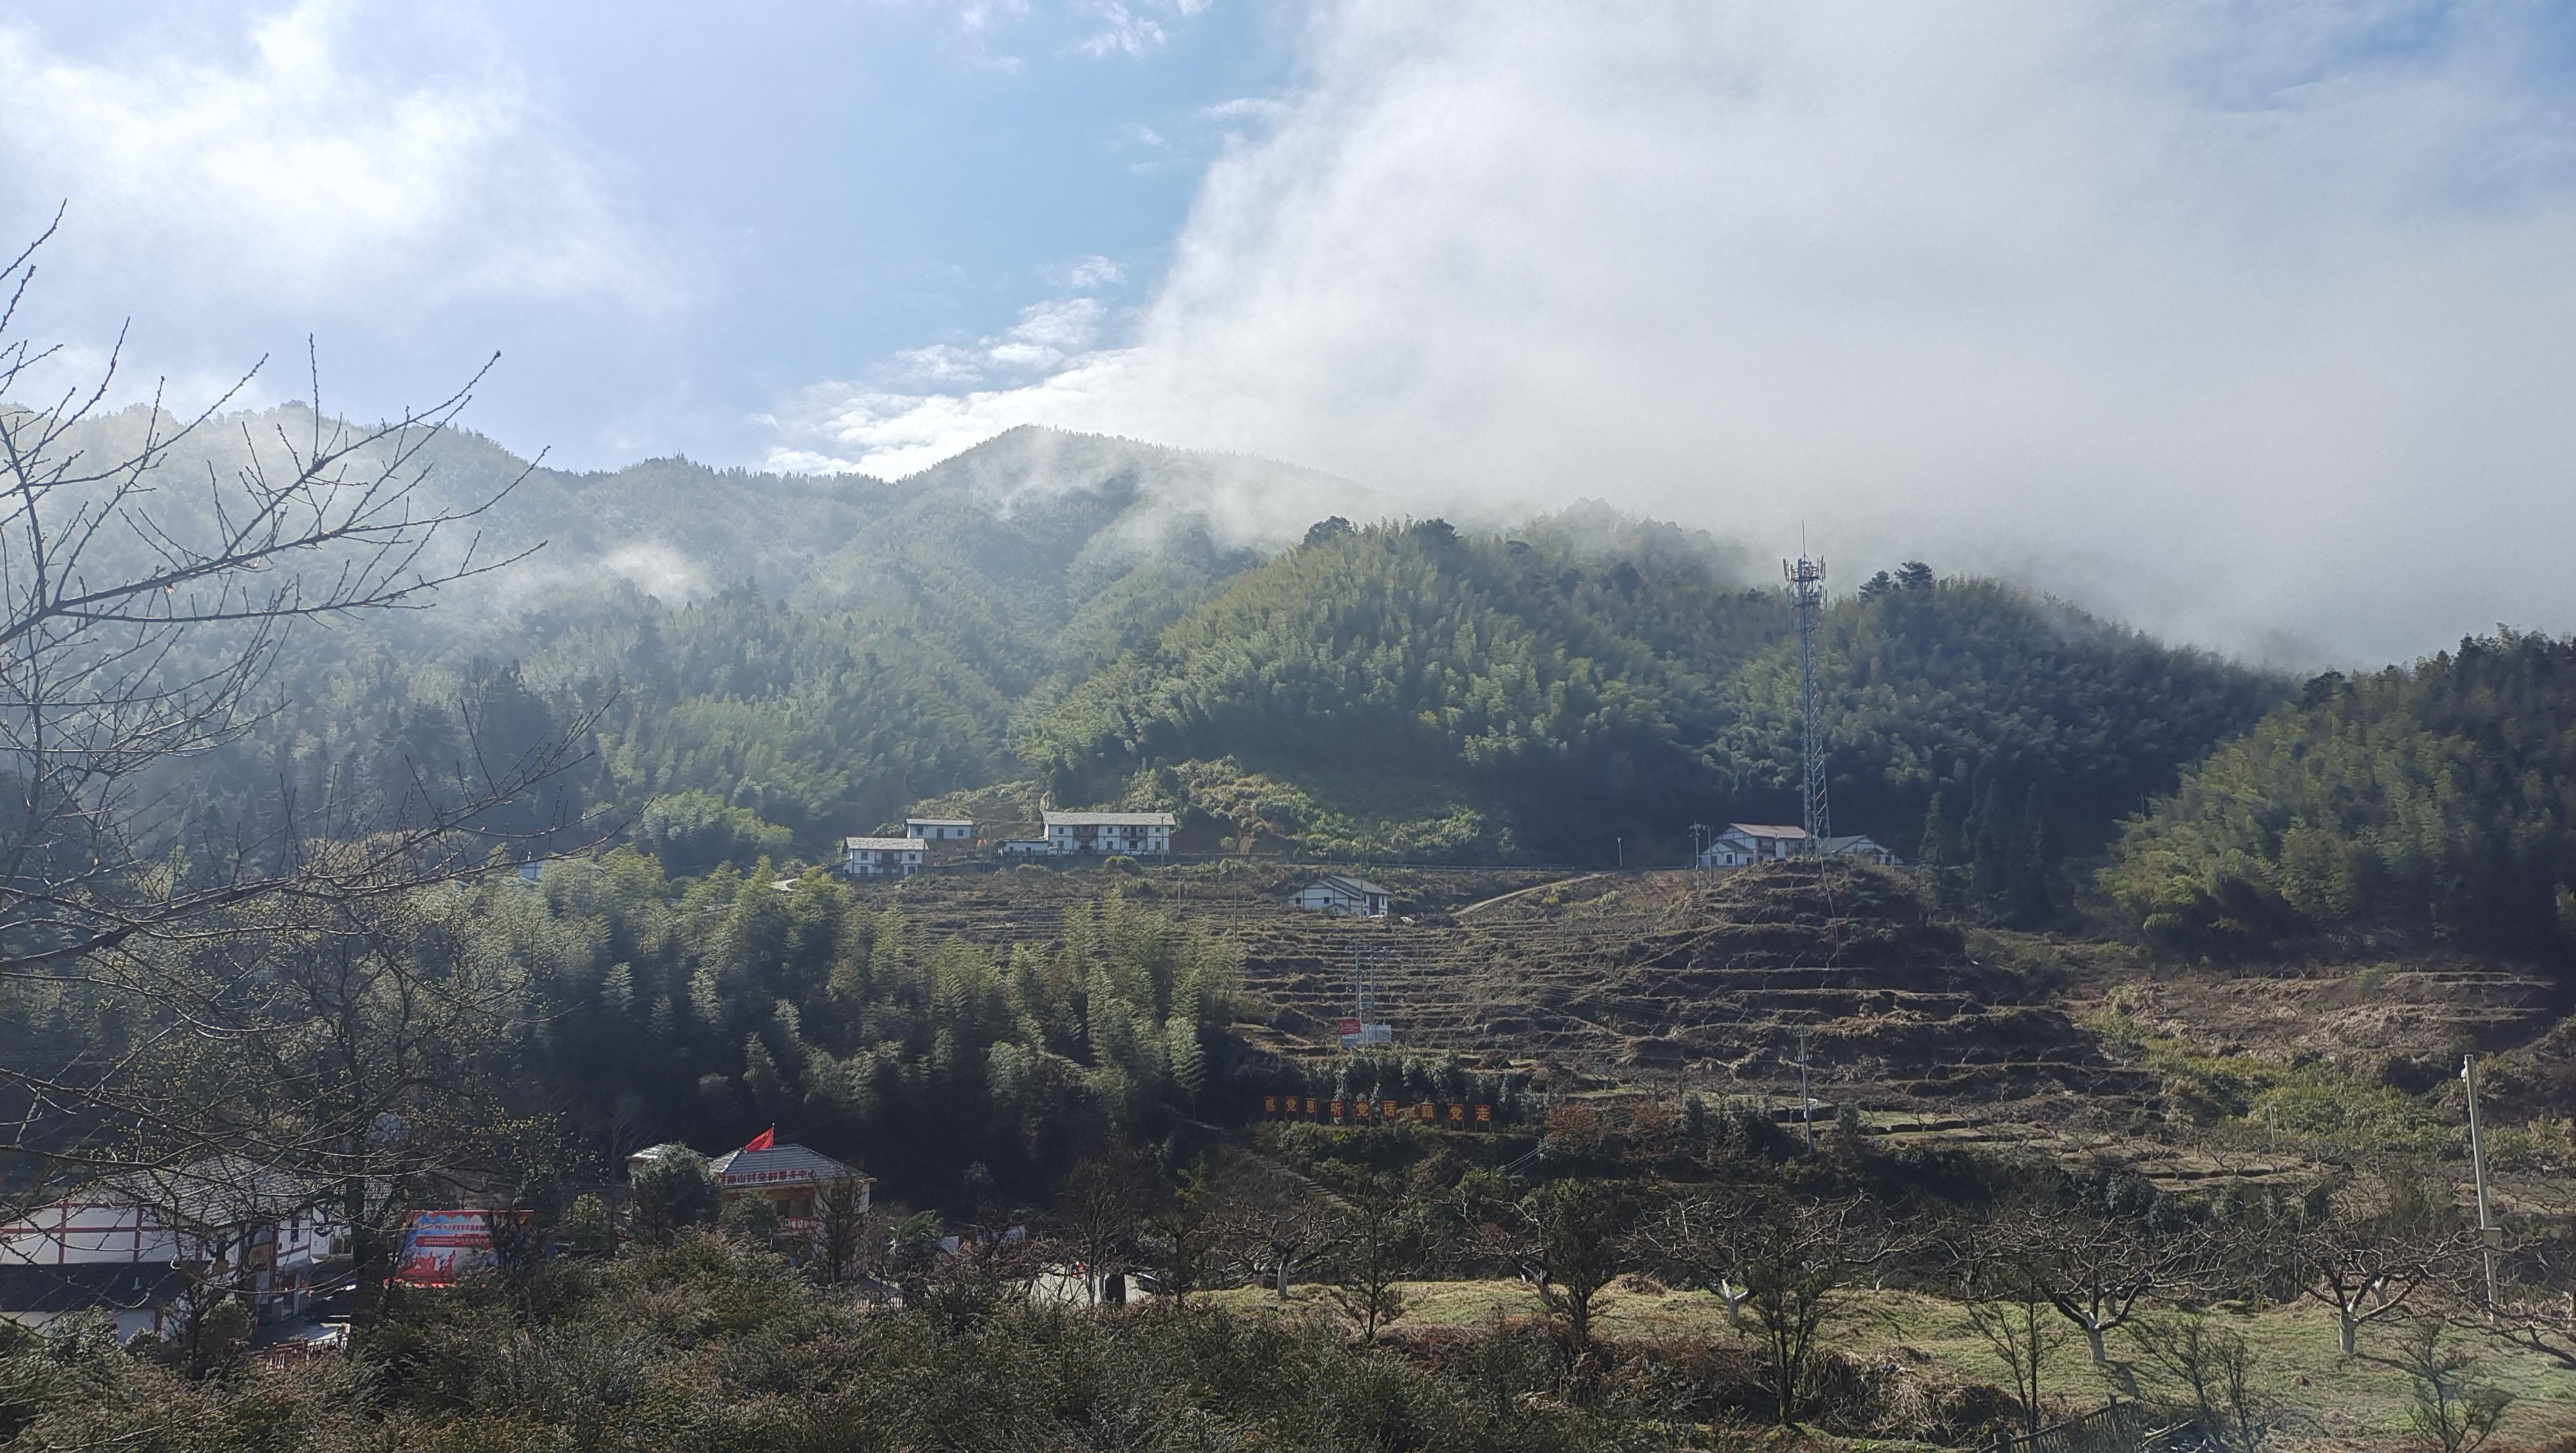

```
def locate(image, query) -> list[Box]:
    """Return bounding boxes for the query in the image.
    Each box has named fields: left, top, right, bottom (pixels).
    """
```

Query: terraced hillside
left=855, top=860, right=2153, bottom=1112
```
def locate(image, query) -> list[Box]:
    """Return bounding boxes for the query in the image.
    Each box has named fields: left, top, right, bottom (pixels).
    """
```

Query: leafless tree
left=0, top=218, right=595, bottom=1226
left=2397, top=1318, right=2512, bottom=1453
left=2291, top=1176, right=2474, bottom=1357
left=1669, top=1193, right=1902, bottom=1428
left=2025, top=1207, right=2205, bottom=1364
left=2127, top=1311, right=2284, bottom=1453
left=1055, top=1152, right=1149, bottom=1306
left=2490, top=1277, right=2576, bottom=1372
left=1211, top=1154, right=1340, bottom=1299
left=1944, top=1203, right=2072, bottom=1438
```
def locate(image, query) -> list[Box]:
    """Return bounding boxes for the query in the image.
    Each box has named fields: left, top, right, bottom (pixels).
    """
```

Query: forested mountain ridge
left=37, top=408, right=1321, bottom=618
left=81, top=406, right=2291, bottom=886
left=1030, top=520, right=2289, bottom=875
left=110, top=421, right=1312, bottom=859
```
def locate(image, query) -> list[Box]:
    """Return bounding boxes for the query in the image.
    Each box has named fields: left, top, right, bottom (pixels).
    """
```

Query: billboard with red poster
left=395, top=1210, right=529, bottom=1287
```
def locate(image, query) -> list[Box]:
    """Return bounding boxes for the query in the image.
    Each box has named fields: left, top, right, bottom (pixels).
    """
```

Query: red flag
left=744, top=1126, right=775, bottom=1152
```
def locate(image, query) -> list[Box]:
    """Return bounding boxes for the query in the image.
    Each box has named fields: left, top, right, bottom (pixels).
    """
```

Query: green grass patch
left=2083, top=1005, right=2456, bottom=1156
left=1211, top=1279, right=2576, bottom=1448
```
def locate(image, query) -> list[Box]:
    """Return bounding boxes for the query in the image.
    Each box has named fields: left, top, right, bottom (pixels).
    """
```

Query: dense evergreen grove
left=1034, top=517, right=2284, bottom=895
left=2104, top=629, right=2576, bottom=962
left=468, top=859, right=1245, bottom=1200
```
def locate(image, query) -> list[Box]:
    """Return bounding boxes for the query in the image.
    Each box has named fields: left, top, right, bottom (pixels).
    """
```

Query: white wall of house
left=1290, top=881, right=1389, bottom=916
left=1041, top=815, right=1175, bottom=855
left=1, top=1190, right=340, bottom=1330
left=1698, top=824, right=1808, bottom=867
left=842, top=838, right=926, bottom=877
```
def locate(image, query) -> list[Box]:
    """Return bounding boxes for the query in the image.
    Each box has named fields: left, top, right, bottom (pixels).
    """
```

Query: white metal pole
left=2463, top=1054, right=2499, bottom=1312
left=1797, top=1027, right=1814, bottom=1152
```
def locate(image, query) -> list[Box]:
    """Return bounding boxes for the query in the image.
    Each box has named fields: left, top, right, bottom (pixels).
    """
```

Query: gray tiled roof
left=707, top=1143, right=863, bottom=1186
left=1043, top=812, right=1175, bottom=828
left=842, top=837, right=922, bottom=851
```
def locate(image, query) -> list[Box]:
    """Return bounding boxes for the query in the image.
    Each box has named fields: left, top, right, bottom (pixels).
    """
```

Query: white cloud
left=1057, top=254, right=1126, bottom=289
left=761, top=349, right=1141, bottom=479
left=0, top=1, right=670, bottom=317
left=1197, top=97, right=1285, bottom=126
left=998, top=297, right=1103, bottom=359
left=766, top=1, right=2576, bottom=663
left=1080, top=4, right=1170, bottom=58
left=890, top=344, right=989, bottom=385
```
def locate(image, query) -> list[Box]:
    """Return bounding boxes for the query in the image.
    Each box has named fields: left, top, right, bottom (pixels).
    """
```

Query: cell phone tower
left=1785, top=553, right=1830, bottom=847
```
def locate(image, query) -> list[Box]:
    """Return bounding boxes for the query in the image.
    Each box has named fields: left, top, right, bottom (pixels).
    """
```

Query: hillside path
left=1454, top=873, right=1601, bottom=918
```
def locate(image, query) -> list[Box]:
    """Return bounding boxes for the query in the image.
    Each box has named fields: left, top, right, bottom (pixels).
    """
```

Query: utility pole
left=1785, top=553, right=1830, bottom=848
left=1795, top=1027, right=1814, bottom=1152
left=1689, top=822, right=1710, bottom=871
left=2463, top=1054, right=2499, bottom=1311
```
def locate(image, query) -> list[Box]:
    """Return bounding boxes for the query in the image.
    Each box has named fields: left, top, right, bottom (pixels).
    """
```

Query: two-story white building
left=1041, top=811, right=1175, bottom=857
left=1696, top=823, right=1904, bottom=868
left=842, top=836, right=926, bottom=877
left=1696, top=823, right=1810, bottom=866
left=0, top=1160, right=343, bottom=1340
left=904, top=817, right=974, bottom=842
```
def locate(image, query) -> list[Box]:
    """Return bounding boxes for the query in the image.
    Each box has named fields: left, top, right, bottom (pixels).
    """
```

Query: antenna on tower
left=1784, top=550, right=1830, bottom=848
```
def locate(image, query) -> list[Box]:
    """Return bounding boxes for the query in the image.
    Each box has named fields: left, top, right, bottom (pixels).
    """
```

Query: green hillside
left=105, top=413, right=2287, bottom=890
left=1029, top=518, right=2286, bottom=884
left=2105, top=629, right=2576, bottom=962
left=142, top=423, right=1292, bottom=857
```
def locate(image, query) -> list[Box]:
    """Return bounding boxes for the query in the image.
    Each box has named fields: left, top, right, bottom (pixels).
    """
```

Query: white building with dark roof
left=842, top=836, right=925, bottom=877
left=905, top=817, right=974, bottom=841
left=1694, top=823, right=1904, bottom=868
left=0, top=1158, right=343, bottom=1340
left=1041, top=811, right=1175, bottom=856
left=1696, top=823, right=1810, bottom=867
left=1819, top=833, right=1904, bottom=866
left=1290, top=875, right=1394, bottom=918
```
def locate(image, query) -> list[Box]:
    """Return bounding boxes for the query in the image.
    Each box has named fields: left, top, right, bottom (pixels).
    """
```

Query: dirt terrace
left=861, top=861, right=2154, bottom=1115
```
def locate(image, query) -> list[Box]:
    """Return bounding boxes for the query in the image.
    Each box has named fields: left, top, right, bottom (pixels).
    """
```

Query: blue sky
left=3, top=2, right=2575, bottom=663
left=0, top=0, right=1303, bottom=463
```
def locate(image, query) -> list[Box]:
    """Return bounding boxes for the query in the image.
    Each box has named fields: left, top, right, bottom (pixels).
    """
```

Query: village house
left=629, top=1137, right=870, bottom=1236
left=1696, top=823, right=1810, bottom=866
left=1695, top=823, right=1904, bottom=867
left=1290, top=875, right=1394, bottom=918
left=998, top=839, right=1054, bottom=857
left=1819, top=833, right=1905, bottom=866
left=0, top=1159, right=343, bottom=1341
left=904, top=817, right=974, bottom=842
left=842, top=835, right=926, bottom=877
left=1041, top=810, right=1175, bottom=857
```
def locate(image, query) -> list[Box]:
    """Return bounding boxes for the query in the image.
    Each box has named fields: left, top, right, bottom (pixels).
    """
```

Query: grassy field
left=1208, top=1278, right=2576, bottom=1449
